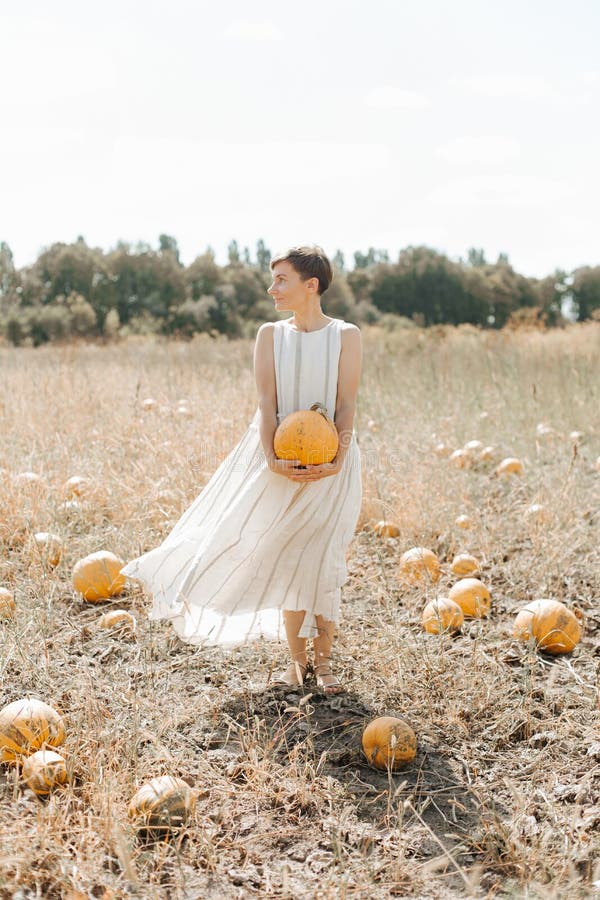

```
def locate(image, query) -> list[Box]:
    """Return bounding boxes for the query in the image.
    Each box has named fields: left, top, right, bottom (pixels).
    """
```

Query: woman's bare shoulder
left=257, top=321, right=277, bottom=334
left=255, top=322, right=277, bottom=345
left=339, top=322, right=361, bottom=340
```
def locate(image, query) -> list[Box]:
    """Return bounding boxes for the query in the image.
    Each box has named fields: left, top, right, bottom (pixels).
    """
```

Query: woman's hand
left=285, top=459, right=343, bottom=483
left=267, top=456, right=343, bottom=482
left=267, top=457, right=303, bottom=480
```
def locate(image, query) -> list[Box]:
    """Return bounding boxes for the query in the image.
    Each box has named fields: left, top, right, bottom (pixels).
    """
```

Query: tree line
left=0, top=236, right=598, bottom=346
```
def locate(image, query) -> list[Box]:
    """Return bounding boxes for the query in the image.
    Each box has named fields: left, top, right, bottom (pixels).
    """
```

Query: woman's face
left=267, top=261, right=318, bottom=312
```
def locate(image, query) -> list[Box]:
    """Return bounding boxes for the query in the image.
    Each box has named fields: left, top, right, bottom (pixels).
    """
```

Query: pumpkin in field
left=398, top=547, right=441, bottom=586
left=463, top=440, right=484, bottom=455
left=374, top=521, right=400, bottom=538
left=479, top=445, right=496, bottom=462
left=142, top=398, right=157, bottom=412
left=64, top=476, right=89, bottom=498
left=449, top=578, right=491, bottom=618
left=72, top=551, right=126, bottom=602
left=454, top=514, right=473, bottom=530
left=496, top=457, right=524, bottom=477
left=513, top=599, right=581, bottom=655
left=362, top=717, right=417, bottom=770
left=422, top=597, right=464, bottom=635
left=99, top=609, right=136, bottom=632
left=524, top=503, right=547, bottom=523
left=274, top=403, right=339, bottom=466
left=22, top=749, right=69, bottom=795
left=434, top=442, right=452, bottom=458
left=450, top=554, right=480, bottom=577
left=0, top=698, right=65, bottom=763
left=0, top=588, right=15, bottom=619
left=128, top=775, right=195, bottom=837
left=448, top=449, right=470, bottom=469
left=595, top=456, right=600, bottom=472
left=32, top=532, right=63, bottom=568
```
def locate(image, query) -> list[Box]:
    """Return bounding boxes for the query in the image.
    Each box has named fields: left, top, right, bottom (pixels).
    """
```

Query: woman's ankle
left=291, top=653, right=309, bottom=670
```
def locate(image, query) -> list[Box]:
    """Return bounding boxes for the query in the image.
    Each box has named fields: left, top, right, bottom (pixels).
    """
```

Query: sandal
left=313, top=663, right=344, bottom=695
left=269, top=660, right=311, bottom=689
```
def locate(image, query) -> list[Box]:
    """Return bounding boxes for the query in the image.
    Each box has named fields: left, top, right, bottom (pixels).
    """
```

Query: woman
left=120, top=245, right=362, bottom=694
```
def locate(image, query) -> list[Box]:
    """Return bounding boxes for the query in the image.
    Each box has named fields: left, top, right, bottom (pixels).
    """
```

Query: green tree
left=185, top=248, right=221, bottom=299
left=0, top=241, right=16, bottom=297
left=158, top=234, right=181, bottom=264
left=467, top=247, right=486, bottom=267
left=332, top=249, right=345, bottom=273
left=322, top=275, right=356, bottom=319
left=256, top=239, right=271, bottom=273
left=106, top=245, right=186, bottom=327
left=227, top=240, right=241, bottom=266
left=571, top=266, right=600, bottom=320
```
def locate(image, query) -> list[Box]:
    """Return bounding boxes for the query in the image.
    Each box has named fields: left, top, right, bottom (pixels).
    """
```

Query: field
left=1, top=323, right=599, bottom=899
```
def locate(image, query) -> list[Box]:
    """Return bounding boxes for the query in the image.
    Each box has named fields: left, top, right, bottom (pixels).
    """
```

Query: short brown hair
left=270, top=245, right=333, bottom=296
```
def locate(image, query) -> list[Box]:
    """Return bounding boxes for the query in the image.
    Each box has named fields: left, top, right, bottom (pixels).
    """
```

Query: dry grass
left=0, top=323, right=599, bottom=899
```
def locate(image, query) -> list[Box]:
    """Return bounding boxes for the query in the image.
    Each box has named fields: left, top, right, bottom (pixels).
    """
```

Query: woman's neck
left=289, top=307, right=329, bottom=332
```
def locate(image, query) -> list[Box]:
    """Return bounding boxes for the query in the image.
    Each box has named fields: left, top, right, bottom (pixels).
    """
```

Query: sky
left=1, top=0, right=599, bottom=277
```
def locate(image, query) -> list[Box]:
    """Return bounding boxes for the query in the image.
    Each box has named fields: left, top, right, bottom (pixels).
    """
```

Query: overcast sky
left=1, top=0, right=599, bottom=277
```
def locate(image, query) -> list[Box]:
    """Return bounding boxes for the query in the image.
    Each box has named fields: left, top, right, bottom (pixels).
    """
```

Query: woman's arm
left=287, top=324, right=362, bottom=482
left=254, top=323, right=300, bottom=478
left=331, top=324, right=362, bottom=467
left=253, top=323, right=278, bottom=465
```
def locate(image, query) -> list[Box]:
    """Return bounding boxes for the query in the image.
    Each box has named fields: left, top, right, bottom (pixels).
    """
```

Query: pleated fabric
left=120, top=318, right=362, bottom=646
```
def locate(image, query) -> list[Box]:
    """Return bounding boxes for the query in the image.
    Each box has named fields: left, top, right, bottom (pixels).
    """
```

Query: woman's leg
left=312, top=615, right=343, bottom=693
left=277, top=609, right=308, bottom=684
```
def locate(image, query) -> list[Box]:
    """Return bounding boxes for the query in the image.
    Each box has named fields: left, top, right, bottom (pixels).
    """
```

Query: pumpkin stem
left=310, top=402, right=329, bottom=419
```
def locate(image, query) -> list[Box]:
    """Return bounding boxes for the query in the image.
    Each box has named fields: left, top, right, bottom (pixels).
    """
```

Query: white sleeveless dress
left=119, top=318, right=362, bottom=646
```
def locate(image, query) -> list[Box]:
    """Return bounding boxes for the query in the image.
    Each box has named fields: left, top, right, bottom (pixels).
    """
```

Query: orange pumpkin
left=99, top=609, right=136, bottom=632
left=422, top=597, right=464, bottom=635
left=454, top=514, right=473, bottom=530
left=496, top=457, right=524, bottom=477
left=362, top=717, right=417, bottom=770
left=479, top=446, right=496, bottom=462
left=513, top=599, right=581, bottom=655
left=274, top=403, right=339, bottom=466
left=398, top=547, right=441, bottom=586
left=0, top=698, right=65, bottom=763
left=72, top=551, right=126, bottom=602
left=374, top=521, right=400, bottom=538
left=434, top=442, right=452, bottom=458
left=32, top=532, right=63, bottom=568
left=128, top=775, right=195, bottom=837
left=22, top=749, right=69, bottom=795
left=449, top=578, right=491, bottom=618
left=463, top=440, right=484, bottom=455
left=64, top=475, right=89, bottom=498
left=0, top=588, right=15, bottom=619
left=524, top=503, right=547, bottom=523
left=449, top=449, right=470, bottom=469
left=450, top=554, right=480, bottom=577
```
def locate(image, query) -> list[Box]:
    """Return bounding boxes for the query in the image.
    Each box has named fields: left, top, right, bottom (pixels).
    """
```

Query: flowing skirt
left=120, top=415, right=362, bottom=647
